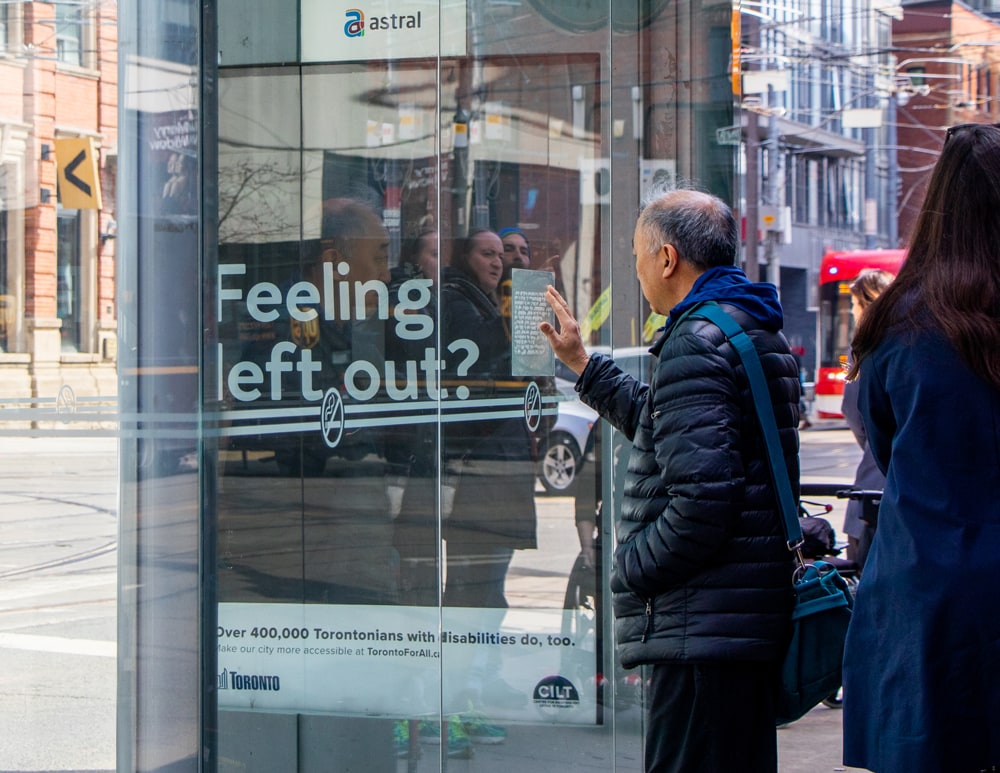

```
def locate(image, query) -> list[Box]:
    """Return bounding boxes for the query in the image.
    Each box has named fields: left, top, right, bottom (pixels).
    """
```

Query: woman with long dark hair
left=843, top=123, right=1000, bottom=773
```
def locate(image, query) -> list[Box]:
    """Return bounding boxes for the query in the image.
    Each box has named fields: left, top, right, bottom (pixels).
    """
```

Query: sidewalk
left=424, top=701, right=867, bottom=772
left=778, top=702, right=866, bottom=772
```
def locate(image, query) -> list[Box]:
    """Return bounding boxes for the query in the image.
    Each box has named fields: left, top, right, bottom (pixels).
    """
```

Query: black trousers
left=645, top=661, right=778, bottom=773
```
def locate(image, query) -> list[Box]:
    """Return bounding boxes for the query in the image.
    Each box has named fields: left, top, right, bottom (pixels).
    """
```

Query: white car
left=538, top=388, right=598, bottom=494
left=537, top=348, right=653, bottom=495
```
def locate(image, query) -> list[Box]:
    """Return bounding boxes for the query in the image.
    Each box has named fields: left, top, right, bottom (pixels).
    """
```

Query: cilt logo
left=345, top=9, right=365, bottom=37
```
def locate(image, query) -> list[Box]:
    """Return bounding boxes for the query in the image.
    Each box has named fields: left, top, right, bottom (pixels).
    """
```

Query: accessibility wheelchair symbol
left=320, top=388, right=345, bottom=449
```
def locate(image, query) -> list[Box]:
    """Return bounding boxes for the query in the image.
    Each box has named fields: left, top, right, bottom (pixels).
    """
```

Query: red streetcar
left=814, top=248, right=906, bottom=419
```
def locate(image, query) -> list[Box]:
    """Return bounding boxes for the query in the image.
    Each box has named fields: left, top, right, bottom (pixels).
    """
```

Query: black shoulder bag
left=692, top=302, right=854, bottom=726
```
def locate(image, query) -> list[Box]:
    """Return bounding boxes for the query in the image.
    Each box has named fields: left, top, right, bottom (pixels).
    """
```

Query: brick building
left=0, top=1, right=117, bottom=402
left=893, top=0, right=1000, bottom=242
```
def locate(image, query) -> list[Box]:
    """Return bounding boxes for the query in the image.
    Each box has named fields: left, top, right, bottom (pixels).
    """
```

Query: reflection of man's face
left=323, top=209, right=390, bottom=285
left=501, top=233, right=531, bottom=270
left=346, top=210, right=391, bottom=284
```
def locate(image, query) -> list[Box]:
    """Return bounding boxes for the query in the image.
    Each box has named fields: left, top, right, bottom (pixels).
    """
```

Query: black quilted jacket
left=577, top=304, right=800, bottom=667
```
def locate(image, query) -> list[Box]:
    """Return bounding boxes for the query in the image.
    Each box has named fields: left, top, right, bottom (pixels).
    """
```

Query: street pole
left=886, top=91, right=900, bottom=248
left=864, top=124, right=878, bottom=249
left=863, top=67, right=878, bottom=249
left=765, top=85, right=780, bottom=290
left=745, top=109, right=760, bottom=282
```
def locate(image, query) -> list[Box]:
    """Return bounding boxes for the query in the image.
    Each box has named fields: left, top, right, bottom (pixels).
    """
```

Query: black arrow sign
left=64, top=150, right=92, bottom=197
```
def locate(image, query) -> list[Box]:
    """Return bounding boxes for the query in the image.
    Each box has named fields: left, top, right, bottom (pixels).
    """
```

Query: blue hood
left=664, top=265, right=784, bottom=332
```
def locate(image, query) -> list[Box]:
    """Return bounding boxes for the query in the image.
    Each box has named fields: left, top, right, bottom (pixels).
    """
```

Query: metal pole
left=765, top=85, right=780, bottom=289
left=745, top=110, right=760, bottom=282
left=864, top=124, right=877, bottom=249
left=887, top=92, right=900, bottom=248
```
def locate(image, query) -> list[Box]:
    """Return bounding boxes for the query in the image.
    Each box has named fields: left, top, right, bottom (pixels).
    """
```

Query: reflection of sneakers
left=417, top=719, right=475, bottom=759
left=461, top=715, right=508, bottom=745
left=393, top=721, right=420, bottom=760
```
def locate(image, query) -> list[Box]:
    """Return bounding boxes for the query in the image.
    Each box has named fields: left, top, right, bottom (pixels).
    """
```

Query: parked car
left=538, top=387, right=598, bottom=495
left=537, top=347, right=653, bottom=495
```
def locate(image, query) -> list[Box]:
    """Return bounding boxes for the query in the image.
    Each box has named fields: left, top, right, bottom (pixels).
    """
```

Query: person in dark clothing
left=539, top=188, right=800, bottom=773
left=384, top=229, right=441, bottom=605
left=841, top=268, right=894, bottom=571
left=842, top=123, right=1000, bottom=773
left=440, top=227, right=538, bottom=610
left=439, top=227, right=538, bottom=712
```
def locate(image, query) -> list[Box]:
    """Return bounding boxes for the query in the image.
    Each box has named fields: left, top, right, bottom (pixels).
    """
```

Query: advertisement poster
left=215, top=202, right=600, bottom=727
left=217, top=603, right=599, bottom=724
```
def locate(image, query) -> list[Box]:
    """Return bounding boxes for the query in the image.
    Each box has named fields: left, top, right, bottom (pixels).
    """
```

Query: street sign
left=55, top=138, right=102, bottom=209
left=716, top=126, right=741, bottom=146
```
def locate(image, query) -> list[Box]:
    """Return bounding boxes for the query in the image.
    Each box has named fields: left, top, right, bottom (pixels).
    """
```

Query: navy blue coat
left=844, top=325, right=1000, bottom=772
left=577, top=300, right=800, bottom=668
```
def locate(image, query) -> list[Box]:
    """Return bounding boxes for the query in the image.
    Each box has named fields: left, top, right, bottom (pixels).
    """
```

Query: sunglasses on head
left=944, top=122, right=1000, bottom=144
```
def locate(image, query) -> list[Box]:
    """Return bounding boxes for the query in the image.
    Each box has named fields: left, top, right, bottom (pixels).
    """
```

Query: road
left=0, top=437, right=117, bottom=773
left=0, top=427, right=862, bottom=772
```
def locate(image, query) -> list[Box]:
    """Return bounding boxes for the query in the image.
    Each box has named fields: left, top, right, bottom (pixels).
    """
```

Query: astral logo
left=344, top=9, right=365, bottom=37
left=532, top=674, right=580, bottom=710
left=342, top=6, right=424, bottom=37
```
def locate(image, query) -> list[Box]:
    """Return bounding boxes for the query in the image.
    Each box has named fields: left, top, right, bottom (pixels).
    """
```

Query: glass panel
left=118, top=0, right=204, bottom=768
left=211, top=0, right=734, bottom=771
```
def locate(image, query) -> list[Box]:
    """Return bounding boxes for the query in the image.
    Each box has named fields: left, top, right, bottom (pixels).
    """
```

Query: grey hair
left=321, top=198, right=381, bottom=254
left=636, top=187, right=738, bottom=271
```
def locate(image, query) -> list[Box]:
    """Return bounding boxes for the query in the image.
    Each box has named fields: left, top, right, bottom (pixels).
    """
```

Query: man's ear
left=321, top=245, right=343, bottom=266
left=660, top=243, right=679, bottom=279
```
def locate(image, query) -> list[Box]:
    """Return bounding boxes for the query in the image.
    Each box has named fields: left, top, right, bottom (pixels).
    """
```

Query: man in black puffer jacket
left=540, top=189, right=800, bottom=773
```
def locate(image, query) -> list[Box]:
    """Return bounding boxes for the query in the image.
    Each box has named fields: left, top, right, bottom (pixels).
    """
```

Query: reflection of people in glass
left=300, top=198, right=398, bottom=605
left=385, top=229, right=440, bottom=605
left=161, top=152, right=195, bottom=214
left=440, top=227, right=536, bottom=715
left=499, top=226, right=531, bottom=270
left=497, top=227, right=530, bottom=343
left=440, top=227, right=537, bottom=609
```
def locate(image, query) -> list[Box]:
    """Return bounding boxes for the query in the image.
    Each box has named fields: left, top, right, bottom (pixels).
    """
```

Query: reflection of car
left=539, top=390, right=598, bottom=494
left=538, top=347, right=654, bottom=495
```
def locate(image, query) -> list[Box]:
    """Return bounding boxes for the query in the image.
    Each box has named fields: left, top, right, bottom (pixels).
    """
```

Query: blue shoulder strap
left=690, top=302, right=803, bottom=551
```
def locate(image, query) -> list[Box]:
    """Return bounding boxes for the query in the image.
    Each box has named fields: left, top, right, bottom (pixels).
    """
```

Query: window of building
left=57, top=208, right=82, bottom=351
left=55, top=1, right=93, bottom=68
left=0, top=0, right=23, bottom=55
left=906, top=65, right=926, bottom=87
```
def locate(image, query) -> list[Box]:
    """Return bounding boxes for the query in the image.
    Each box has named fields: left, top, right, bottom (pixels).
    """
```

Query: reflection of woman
left=841, top=268, right=894, bottom=571
left=440, top=228, right=538, bottom=609
left=842, top=123, right=1000, bottom=773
